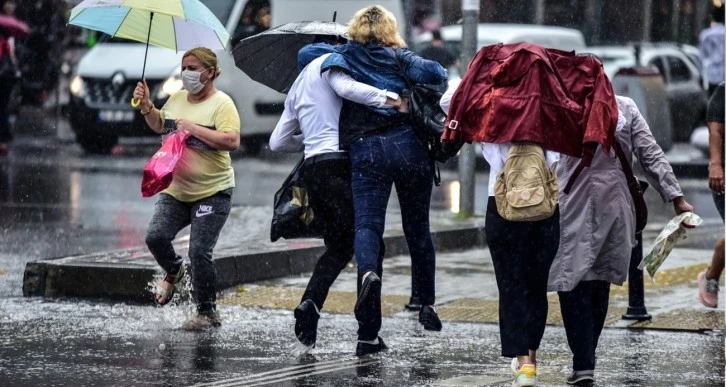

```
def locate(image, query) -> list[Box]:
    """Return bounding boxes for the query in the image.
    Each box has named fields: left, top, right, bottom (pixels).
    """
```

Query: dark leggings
left=558, top=280, right=611, bottom=371
left=485, top=197, right=560, bottom=357
left=145, top=189, right=232, bottom=313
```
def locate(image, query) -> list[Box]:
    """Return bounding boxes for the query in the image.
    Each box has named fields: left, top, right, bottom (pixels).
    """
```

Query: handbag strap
left=613, top=140, right=642, bottom=195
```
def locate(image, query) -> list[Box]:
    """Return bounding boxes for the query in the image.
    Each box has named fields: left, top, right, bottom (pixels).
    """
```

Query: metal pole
left=457, top=0, right=479, bottom=217
left=402, top=0, right=414, bottom=44
left=432, top=0, right=443, bottom=23
left=535, top=0, right=546, bottom=25
left=671, top=0, right=682, bottom=42
left=642, top=0, right=653, bottom=42
left=622, top=232, right=652, bottom=321
left=584, top=0, right=601, bottom=46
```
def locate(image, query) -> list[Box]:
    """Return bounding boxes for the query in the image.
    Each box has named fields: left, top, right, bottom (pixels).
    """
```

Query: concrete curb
left=23, top=225, right=487, bottom=303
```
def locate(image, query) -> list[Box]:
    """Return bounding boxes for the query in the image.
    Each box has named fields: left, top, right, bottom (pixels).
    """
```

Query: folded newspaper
left=638, top=212, right=703, bottom=281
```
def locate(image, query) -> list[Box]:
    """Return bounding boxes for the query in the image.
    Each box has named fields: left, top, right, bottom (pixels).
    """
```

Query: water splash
left=289, top=340, right=314, bottom=357
left=145, top=263, right=194, bottom=307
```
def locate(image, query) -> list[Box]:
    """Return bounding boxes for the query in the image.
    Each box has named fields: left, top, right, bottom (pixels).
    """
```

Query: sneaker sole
left=698, top=293, right=718, bottom=308
left=567, top=376, right=594, bottom=385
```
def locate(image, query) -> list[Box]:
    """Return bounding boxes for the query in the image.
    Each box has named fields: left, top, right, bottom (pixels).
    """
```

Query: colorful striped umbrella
left=68, top=0, right=230, bottom=105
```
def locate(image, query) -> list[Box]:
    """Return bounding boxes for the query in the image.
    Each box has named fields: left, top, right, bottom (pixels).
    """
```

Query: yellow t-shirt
left=159, top=90, right=240, bottom=202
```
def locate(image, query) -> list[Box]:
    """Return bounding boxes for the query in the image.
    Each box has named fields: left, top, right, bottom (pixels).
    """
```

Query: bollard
left=622, top=232, right=652, bottom=321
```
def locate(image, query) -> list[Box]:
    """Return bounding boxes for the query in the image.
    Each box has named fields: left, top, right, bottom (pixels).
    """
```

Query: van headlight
left=157, top=73, right=183, bottom=99
left=70, top=75, right=85, bottom=97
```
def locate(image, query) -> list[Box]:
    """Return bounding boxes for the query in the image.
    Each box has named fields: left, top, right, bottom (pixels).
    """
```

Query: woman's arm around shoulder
left=396, top=48, right=447, bottom=85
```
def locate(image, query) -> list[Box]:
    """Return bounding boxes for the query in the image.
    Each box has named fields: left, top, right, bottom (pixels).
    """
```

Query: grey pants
left=145, top=189, right=232, bottom=313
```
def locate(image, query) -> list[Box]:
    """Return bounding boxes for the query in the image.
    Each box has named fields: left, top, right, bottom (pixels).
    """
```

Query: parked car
left=68, top=0, right=405, bottom=154
left=586, top=43, right=708, bottom=143
left=413, top=23, right=586, bottom=79
left=609, top=67, right=673, bottom=152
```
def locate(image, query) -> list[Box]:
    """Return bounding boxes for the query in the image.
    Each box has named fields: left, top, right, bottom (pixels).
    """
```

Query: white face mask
left=182, top=68, right=210, bottom=94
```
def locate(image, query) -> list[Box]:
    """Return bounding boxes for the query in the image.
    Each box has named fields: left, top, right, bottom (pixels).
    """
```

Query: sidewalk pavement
left=22, top=195, right=725, bottom=333
left=22, top=207, right=486, bottom=301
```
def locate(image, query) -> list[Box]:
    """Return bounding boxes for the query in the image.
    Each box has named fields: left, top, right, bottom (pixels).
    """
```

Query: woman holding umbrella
left=0, top=0, right=26, bottom=155
left=133, top=47, right=241, bottom=331
left=298, top=5, right=447, bottom=356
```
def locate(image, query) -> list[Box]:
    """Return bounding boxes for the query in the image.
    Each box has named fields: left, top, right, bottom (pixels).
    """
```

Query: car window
left=649, top=57, right=668, bottom=83
left=666, top=56, right=692, bottom=83
left=232, top=0, right=271, bottom=45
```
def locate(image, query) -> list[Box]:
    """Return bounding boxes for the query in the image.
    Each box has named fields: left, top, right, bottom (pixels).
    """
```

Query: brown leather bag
left=614, top=141, right=649, bottom=233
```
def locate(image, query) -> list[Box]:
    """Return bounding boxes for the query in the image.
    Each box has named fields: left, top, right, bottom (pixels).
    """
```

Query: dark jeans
left=0, top=83, right=12, bottom=143
left=485, top=197, right=560, bottom=358
left=145, top=189, right=232, bottom=313
left=558, top=280, right=611, bottom=371
left=349, top=125, right=436, bottom=339
left=299, top=154, right=355, bottom=311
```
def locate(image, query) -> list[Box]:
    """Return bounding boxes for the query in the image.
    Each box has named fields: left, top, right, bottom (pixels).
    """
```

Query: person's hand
left=672, top=196, right=694, bottom=215
left=398, top=97, right=409, bottom=114
left=175, top=119, right=197, bottom=135
left=709, top=163, right=724, bottom=193
left=133, top=80, right=151, bottom=110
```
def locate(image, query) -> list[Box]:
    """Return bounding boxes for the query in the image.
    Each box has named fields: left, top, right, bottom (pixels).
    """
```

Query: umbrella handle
left=131, top=12, right=154, bottom=109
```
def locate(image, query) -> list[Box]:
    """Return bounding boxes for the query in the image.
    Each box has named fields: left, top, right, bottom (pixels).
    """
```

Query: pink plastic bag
left=141, top=131, right=190, bottom=198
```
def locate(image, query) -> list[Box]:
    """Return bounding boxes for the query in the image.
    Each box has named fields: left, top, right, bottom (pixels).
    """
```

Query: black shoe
left=355, top=336, right=388, bottom=357
left=419, top=305, right=442, bottom=331
left=404, top=296, right=422, bottom=311
left=354, top=272, right=382, bottom=321
left=294, top=299, right=319, bottom=347
left=566, top=370, right=594, bottom=386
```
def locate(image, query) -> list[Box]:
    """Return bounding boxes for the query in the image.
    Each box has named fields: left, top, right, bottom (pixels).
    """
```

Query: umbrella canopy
left=0, top=14, right=30, bottom=39
left=68, top=0, right=230, bottom=51
left=232, top=21, right=347, bottom=94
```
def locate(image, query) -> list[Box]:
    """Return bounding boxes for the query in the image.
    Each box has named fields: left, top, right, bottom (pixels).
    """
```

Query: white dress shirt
left=269, top=53, right=398, bottom=158
left=439, top=80, right=560, bottom=196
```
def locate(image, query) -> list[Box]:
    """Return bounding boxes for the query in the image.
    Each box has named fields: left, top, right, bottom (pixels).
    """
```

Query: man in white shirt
left=270, top=47, right=404, bottom=354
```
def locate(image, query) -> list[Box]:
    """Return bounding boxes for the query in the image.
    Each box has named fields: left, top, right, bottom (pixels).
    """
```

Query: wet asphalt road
left=0, top=138, right=724, bottom=386
left=0, top=298, right=723, bottom=387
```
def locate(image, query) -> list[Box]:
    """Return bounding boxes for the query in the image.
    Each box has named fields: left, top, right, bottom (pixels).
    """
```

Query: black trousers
left=485, top=197, right=560, bottom=358
left=558, top=280, right=611, bottom=371
left=299, top=155, right=356, bottom=311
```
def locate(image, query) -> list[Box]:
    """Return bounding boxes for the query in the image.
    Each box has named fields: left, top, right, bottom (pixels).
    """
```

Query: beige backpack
left=494, top=142, right=558, bottom=222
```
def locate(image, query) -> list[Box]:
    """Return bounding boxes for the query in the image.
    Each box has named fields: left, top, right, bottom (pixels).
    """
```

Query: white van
left=68, top=0, right=404, bottom=154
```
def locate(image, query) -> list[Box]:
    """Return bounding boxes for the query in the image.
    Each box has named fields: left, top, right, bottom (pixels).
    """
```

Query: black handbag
left=614, top=141, right=649, bottom=233
left=393, top=50, right=463, bottom=169
left=270, top=157, right=325, bottom=242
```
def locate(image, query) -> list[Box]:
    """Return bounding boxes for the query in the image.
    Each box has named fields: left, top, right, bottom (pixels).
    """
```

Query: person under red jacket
left=443, top=42, right=618, bottom=189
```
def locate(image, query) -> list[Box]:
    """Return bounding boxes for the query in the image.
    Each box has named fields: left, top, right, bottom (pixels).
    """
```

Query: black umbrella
left=232, top=20, right=347, bottom=94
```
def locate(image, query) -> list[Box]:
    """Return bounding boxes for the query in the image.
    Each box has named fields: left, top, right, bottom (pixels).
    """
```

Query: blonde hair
left=183, top=47, right=222, bottom=79
left=347, top=5, right=406, bottom=48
